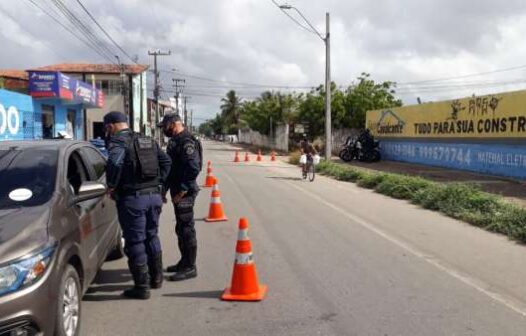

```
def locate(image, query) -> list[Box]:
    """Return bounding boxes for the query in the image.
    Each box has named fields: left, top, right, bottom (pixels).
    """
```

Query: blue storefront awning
left=28, top=71, right=104, bottom=108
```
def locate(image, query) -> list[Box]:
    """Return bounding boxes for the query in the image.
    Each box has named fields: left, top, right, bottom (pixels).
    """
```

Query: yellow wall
left=366, top=90, right=526, bottom=139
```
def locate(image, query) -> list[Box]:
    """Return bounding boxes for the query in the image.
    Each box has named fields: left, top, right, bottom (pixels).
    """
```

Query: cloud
left=2, top=0, right=526, bottom=121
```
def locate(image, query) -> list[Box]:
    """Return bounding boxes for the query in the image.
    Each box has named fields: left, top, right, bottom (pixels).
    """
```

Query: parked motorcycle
left=339, top=136, right=381, bottom=163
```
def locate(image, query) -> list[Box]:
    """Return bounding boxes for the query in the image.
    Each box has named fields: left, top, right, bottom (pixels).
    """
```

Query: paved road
left=81, top=141, right=526, bottom=336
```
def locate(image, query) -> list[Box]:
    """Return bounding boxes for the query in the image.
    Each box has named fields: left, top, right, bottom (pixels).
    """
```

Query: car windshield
left=0, top=148, right=58, bottom=209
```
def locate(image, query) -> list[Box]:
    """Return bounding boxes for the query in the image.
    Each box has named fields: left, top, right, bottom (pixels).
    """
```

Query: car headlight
left=0, top=245, right=55, bottom=296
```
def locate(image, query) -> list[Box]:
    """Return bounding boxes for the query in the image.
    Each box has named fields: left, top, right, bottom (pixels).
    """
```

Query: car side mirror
left=72, top=182, right=107, bottom=205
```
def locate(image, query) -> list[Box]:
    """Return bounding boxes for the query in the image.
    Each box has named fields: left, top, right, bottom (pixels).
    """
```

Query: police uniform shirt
left=165, top=129, right=201, bottom=195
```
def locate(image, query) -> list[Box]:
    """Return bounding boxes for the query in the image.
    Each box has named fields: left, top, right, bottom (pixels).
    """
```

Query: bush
left=289, top=151, right=301, bottom=165
left=356, top=173, right=387, bottom=189
left=376, top=175, right=433, bottom=199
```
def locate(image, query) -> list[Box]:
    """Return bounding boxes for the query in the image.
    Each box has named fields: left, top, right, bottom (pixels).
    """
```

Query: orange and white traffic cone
left=244, top=152, right=250, bottom=162
left=234, top=151, right=240, bottom=162
left=222, top=218, right=267, bottom=301
left=205, top=184, right=228, bottom=222
left=207, top=161, right=211, bottom=168
left=256, top=150, right=262, bottom=162
left=270, top=151, right=276, bottom=162
left=203, top=166, right=215, bottom=188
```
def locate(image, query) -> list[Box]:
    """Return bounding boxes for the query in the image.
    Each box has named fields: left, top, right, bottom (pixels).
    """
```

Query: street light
left=279, top=4, right=332, bottom=160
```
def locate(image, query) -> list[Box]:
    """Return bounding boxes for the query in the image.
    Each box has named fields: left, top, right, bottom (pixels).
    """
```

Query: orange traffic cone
left=271, top=151, right=276, bottom=162
left=256, top=150, right=262, bottom=162
left=207, top=160, right=211, bottom=168
left=234, top=151, right=240, bottom=162
left=222, top=218, right=267, bottom=301
left=244, top=152, right=250, bottom=162
left=205, top=184, right=228, bottom=222
left=203, top=166, right=215, bottom=188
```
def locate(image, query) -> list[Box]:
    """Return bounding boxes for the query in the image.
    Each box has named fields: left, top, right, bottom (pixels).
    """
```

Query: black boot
left=123, top=263, right=151, bottom=300
left=166, top=240, right=185, bottom=273
left=168, top=267, right=197, bottom=281
left=148, top=253, right=164, bottom=289
left=169, top=246, right=197, bottom=281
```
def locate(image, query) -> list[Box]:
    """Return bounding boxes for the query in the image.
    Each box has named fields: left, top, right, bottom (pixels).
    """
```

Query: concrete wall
left=238, top=123, right=289, bottom=151
left=332, top=128, right=360, bottom=154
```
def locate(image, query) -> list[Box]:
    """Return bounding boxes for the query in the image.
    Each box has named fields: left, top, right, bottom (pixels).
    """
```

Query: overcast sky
left=2, top=0, right=526, bottom=123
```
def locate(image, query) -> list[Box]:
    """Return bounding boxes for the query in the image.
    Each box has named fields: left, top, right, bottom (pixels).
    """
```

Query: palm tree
left=220, top=90, right=241, bottom=132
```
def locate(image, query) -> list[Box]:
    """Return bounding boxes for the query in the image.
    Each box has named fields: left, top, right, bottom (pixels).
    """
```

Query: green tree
left=344, top=73, right=402, bottom=129
left=220, top=90, right=242, bottom=134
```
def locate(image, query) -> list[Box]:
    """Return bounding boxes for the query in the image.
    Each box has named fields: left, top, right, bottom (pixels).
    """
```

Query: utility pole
left=183, top=96, right=191, bottom=126
left=115, top=56, right=128, bottom=119
left=325, top=12, right=331, bottom=160
left=172, top=78, right=185, bottom=117
left=190, top=109, right=193, bottom=132
left=277, top=6, right=331, bottom=160
left=148, top=49, right=171, bottom=142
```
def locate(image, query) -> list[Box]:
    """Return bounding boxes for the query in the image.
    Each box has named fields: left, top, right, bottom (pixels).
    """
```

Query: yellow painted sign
left=366, top=90, right=526, bottom=138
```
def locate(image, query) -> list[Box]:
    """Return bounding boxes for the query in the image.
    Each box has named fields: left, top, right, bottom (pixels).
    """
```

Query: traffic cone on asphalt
left=256, top=150, right=262, bottom=162
left=207, top=161, right=211, bottom=168
left=270, top=151, right=276, bottom=162
left=203, top=166, right=215, bottom=188
left=222, top=218, right=267, bottom=301
left=234, top=151, right=240, bottom=163
left=244, top=152, right=250, bottom=162
left=205, top=184, right=228, bottom=222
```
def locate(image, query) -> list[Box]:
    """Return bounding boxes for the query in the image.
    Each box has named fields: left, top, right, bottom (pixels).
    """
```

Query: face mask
left=163, top=127, right=172, bottom=138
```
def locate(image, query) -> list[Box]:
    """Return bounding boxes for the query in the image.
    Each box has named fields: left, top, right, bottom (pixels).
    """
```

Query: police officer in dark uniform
left=158, top=114, right=201, bottom=281
left=104, top=111, right=172, bottom=299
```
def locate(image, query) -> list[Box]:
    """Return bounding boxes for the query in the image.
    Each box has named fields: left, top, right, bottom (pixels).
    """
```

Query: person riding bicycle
left=299, top=134, right=317, bottom=176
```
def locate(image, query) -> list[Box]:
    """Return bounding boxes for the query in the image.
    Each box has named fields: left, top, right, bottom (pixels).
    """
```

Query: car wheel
left=106, top=230, right=125, bottom=261
left=55, top=265, right=81, bottom=336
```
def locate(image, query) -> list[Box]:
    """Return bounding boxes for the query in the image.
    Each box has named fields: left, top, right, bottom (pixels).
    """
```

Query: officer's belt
left=119, top=186, right=161, bottom=197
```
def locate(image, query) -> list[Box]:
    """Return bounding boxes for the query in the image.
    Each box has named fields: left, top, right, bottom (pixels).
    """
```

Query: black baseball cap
left=103, top=111, right=127, bottom=126
left=157, top=113, right=182, bottom=127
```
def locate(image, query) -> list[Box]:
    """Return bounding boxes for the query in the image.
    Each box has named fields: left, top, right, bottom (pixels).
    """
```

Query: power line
left=399, top=65, right=526, bottom=85
left=23, top=0, right=113, bottom=62
left=74, top=0, right=137, bottom=63
left=159, top=69, right=314, bottom=89
left=48, top=0, right=117, bottom=64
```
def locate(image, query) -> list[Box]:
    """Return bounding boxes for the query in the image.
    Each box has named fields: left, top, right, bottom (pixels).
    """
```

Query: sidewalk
left=338, top=159, right=526, bottom=207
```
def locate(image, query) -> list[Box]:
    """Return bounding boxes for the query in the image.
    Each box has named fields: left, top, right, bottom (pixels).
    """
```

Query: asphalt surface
left=81, top=141, right=526, bottom=336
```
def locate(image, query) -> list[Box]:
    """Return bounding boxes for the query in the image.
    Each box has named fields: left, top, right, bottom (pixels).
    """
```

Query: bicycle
left=302, top=154, right=315, bottom=182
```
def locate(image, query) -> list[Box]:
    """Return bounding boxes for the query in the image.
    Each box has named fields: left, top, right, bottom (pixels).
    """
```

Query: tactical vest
left=119, top=132, right=160, bottom=193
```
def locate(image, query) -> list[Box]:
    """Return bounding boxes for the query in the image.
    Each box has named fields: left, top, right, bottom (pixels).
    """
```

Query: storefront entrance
left=41, top=104, right=55, bottom=139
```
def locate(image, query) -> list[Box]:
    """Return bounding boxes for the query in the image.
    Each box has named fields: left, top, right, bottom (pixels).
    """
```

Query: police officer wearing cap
left=158, top=113, right=202, bottom=281
left=104, top=111, right=172, bottom=299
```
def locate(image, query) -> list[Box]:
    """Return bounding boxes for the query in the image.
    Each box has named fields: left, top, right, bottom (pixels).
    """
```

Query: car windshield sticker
left=8, top=188, right=33, bottom=202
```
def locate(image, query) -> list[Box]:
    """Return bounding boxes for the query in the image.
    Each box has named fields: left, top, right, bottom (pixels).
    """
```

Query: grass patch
left=307, top=160, right=526, bottom=244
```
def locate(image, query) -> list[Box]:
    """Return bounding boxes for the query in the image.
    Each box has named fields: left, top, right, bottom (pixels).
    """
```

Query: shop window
left=95, top=80, right=122, bottom=96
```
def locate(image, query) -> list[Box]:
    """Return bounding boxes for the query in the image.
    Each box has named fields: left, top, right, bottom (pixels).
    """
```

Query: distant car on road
left=0, top=140, right=123, bottom=336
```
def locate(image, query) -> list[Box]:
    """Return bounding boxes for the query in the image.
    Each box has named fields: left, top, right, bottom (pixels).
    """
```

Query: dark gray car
left=0, top=140, right=123, bottom=336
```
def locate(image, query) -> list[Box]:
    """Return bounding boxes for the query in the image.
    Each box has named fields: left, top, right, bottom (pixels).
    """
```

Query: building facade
left=32, top=63, right=148, bottom=139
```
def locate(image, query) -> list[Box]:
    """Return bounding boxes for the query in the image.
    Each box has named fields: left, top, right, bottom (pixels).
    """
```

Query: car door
left=65, top=149, right=101, bottom=280
left=79, top=146, right=119, bottom=265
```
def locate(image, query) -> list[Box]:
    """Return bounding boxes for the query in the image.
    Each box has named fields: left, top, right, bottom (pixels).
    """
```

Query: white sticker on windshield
left=9, top=188, right=33, bottom=202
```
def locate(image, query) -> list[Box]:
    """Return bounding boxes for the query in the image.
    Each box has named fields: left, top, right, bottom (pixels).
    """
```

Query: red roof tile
left=32, top=63, right=149, bottom=75
left=0, top=70, right=29, bottom=81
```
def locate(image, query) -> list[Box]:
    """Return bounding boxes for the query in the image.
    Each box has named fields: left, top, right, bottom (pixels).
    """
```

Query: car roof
left=0, top=140, right=86, bottom=151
